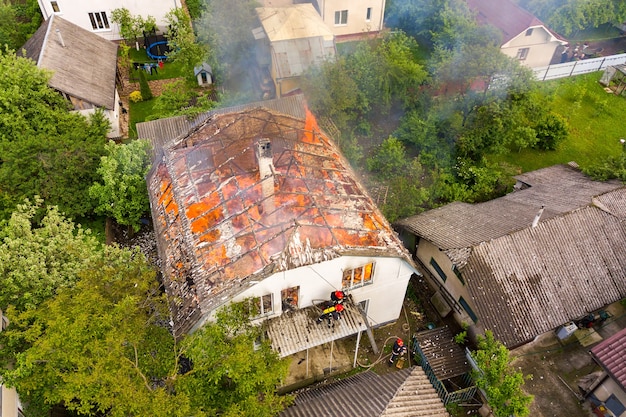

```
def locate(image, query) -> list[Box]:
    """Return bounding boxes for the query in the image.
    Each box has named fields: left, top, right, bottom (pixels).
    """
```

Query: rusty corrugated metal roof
left=591, top=327, right=626, bottom=391
left=148, top=105, right=411, bottom=337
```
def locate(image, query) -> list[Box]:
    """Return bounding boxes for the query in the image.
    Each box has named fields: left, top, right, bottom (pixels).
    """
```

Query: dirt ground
left=511, top=301, right=626, bottom=417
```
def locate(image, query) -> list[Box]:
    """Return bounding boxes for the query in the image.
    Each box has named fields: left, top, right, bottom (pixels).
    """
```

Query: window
left=525, top=28, right=533, bottom=36
left=366, top=7, right=372, bottom=21
left=51, top=1, right=60, bottom=13
left=334, top=10, right=348, bottom=25
left=459, top=297, right=478, bottom=323
left=88, top=12, right=109, bottom=30
left=516, top=48, right=529, bottom=60
left=342, top=262, right=374, bottom=289
left=453, top=265, right=465, bottom=285
left=429, top=257, right=447, bottom=282
left=281, top=286, right=299, bottom=312
left=250, top=294, right=273, bottom=317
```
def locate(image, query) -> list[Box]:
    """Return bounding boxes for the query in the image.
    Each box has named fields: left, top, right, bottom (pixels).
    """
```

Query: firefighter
left=389, top=338, right=407, bottom=366
left=330, top=290, right=346, bottom=305
left=316, top=304, right=344, bottom=328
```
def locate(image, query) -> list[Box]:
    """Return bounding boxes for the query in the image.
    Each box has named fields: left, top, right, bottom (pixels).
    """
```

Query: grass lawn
left=492, top=72, right=626, bottom=172
left=128, top=99, right=155, bottom=138
left=127, top=47, right=187, bottom=81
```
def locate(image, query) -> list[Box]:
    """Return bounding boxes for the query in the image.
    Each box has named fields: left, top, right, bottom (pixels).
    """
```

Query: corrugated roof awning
left=265, top=301, right=368, bottom=357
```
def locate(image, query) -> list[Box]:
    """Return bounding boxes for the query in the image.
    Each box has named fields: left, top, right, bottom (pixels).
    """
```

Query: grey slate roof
left=396, top=165, right=626, bottom=348
left=465, top=204, right=626, bottom=347
left=20, top=15, right=118, bottom=110
left=591, top=327, right=626, bottom=391
left=396, top=165, right=623, bottom=252
left=280, top=367, right=449, bottom=417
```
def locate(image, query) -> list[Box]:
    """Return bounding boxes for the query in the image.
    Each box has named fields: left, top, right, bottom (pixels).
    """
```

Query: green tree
left=367, top=137, right=410, bottom=180
left=138, top=68, right=153, bottom=100
left=0, top=50, right=108, bottom=220
left=0, top=0, right=41, bottom=50
left=165, top=7, right=208, bottom=80
left=471, top=330, right=534, bottom=417
left=584, top=148, right=626, bottom=182
left=1, top=277, right=292, bottom=417
left=0, top=198, right=100, bottom=313
left=89, top=140, right=152, bottom=232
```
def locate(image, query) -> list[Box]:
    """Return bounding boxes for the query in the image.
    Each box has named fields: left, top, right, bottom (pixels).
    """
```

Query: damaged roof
left=413, top=326, right=471, bottom=380
left=148, top=106, right=411, bottom=337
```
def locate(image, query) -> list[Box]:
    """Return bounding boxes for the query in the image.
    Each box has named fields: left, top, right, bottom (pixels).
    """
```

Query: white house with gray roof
left=20, top=15, right=121, bottom=137
left=396, top=164, right=626, bottom=348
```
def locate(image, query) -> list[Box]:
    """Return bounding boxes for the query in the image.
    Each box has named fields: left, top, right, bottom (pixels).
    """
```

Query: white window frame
left=342, top=262, right=374, bottom=290
left=88, top=12, right=110, bottom=30
left=50, top=1, right=60, bottom=13
left=251, top=294, right=273, bottom=317
left=334, top=10, right=348, bottom=26
left=366, top=7, right=372, bottom=22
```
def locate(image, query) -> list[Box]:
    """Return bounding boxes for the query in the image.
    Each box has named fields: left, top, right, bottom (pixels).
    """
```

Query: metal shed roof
left=591, top=327, right=626, bottom=391
left=413, top=326, right=471, bottom=380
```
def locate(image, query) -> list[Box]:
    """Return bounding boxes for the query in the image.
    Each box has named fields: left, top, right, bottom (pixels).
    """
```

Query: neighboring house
left=258, top=0, right=386, bottom=42
left=279, top=366, right=450, bottom=417
left=589, top=327, right=626, bottom=417
left=253, top=4, right=336, bottom=97
left=145, top=99, right=416, bottom=359
left=20, top=15, right=121, bottom=138
left=310, top=0, right=386, bottom=42
left=466, top=0, right=567, bottom=68
left=396, top=164, right=626, bottom=348
left=36, top=0, right=181, bottom=41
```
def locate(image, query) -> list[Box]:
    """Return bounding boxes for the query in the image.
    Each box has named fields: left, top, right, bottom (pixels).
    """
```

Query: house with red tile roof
left=589, top=327, right=626, bottom=417
left=467, top=0, right=567, bottom=68
left=146, top=101, right=417, bottom=359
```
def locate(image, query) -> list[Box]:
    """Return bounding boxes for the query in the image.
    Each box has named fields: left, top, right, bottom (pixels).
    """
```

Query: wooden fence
left=532, top=53, right=626, bottom=81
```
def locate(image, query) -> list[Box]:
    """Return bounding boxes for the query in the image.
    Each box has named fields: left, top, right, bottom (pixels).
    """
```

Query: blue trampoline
left=147, top=40, right=170, bottom=60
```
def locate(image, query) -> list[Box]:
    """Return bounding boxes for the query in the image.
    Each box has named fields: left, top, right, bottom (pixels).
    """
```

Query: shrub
left=129, top=91, right=142, bottom=103
left=138, top=70, right=153, bottom=100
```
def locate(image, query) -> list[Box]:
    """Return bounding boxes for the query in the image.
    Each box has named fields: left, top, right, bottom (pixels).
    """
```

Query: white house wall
left=313, top=0, right=385, bottom=39
left=233, top=255, right=414, bottom=327
left=593, top=377, right=626, bottom=417
left=501, top=26, right=564, bottom=68
left=37, top=0, right=181, bottom=41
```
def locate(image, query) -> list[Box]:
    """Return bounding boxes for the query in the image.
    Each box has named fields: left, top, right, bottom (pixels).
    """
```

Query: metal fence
left=532, top=53, right=626, bottom=81
left=412, top=341, right=478, bottom=405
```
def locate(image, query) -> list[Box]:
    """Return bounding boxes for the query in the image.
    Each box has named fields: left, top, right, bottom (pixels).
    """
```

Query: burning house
left=146, top=101, right=417, bottom=366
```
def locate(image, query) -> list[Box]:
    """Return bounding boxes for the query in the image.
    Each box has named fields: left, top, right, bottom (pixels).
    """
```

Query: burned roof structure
left=397, top=164, right=626, bottom=348
left=147, top=106, right=411, bottom=337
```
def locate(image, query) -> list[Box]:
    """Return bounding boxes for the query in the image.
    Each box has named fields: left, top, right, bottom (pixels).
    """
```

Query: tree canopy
left=471, top=331, right=533, bottom=417
left=89, top=139, right=152, bottom=232
left=0, top=49, right=108, bottom=220
left=0, top=200, right=291, bottom=416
